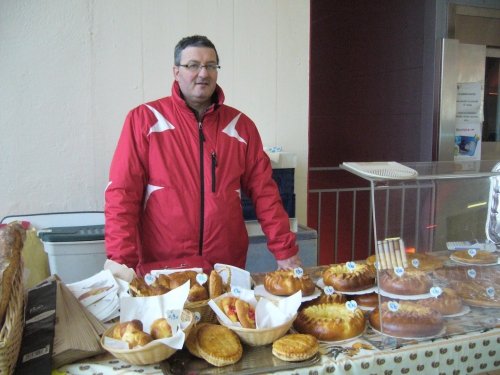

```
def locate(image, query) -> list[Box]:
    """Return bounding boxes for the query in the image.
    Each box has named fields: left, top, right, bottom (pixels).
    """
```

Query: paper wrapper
left=103, top=281, right=190, bottom=350
left=209, top=288, right=301, bottom=329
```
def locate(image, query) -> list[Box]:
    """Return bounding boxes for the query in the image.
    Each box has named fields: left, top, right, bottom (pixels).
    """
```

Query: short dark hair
left=174, top=35, right=219, bottom=66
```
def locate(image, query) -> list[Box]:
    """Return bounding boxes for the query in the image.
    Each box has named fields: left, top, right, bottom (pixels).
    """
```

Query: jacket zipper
left=211, top=152, right=217, bottom=193
left=198, top=121, right=205, bottom=256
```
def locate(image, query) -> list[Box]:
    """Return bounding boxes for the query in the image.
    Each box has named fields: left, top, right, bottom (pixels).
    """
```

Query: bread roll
left=0, top=222, right=25, bottom=325
left=264, top=270, right=316, bottom=296
left=150, top=317, right=172, bottom=339
left=120, top=319, right=154, bottom=348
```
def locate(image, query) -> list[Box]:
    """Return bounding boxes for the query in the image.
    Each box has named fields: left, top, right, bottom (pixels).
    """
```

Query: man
left=105, top=35, right=302, bottom=275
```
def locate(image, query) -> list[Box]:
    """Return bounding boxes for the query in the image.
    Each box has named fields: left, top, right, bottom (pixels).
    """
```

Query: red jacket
left=104, top=81, right=298, bottom=272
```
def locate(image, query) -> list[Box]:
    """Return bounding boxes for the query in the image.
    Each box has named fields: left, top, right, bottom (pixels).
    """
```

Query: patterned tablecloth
left=57, top=260, right=500, bottom=375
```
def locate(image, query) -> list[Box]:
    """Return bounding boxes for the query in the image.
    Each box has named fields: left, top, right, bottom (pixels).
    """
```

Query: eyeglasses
left=178, top=63, right=221, bottom=72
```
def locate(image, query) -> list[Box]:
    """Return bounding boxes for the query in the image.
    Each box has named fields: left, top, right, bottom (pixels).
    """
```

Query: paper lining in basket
left=104, top=281, right=190, bottom=350
left=209, top=287, right=301, bottom=329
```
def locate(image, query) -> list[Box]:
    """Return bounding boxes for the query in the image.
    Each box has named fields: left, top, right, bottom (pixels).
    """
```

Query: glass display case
left=342, top=160, right=500, bottom=349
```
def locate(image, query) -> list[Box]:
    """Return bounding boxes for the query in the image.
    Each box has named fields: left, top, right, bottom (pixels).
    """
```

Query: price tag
left=468, top=249, right=477, bottom=258
left=346, top=262, right=356, bottom=273
left=467, top=269, right=476, bottom=279
left=394, top=267, right=405, bottom=278
left=388, top=301, right=399, bottom=312
left=231, top=285, right=242, bottom=297
left=194, top=312, right=201, bottom=323
left=487, top=287, right=495, bottom=298
left=166, top=309, right=182, bottom=333
left=346, top=300, right=357, bottom=312
left=293, top=267, right=304, bottom=278
left=412, top=259, right=420, bottom=268
left=324, top=286, right=335, bottom=295
left=374, top=261, right=380, bottom=270
left=196, top=273, right=208, bottom=285
left=430, top=287, right=442, bottom=298
left=144, top=273, right=156, bottom=286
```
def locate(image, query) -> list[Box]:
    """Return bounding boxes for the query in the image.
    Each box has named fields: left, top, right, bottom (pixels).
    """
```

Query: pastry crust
left=234, top=299, right=256, bottom=329
left=149, top=317, right=172, bottom=339
left=217, top=296, right=238, bottom=322
left=293, top=303, right=366, bottom=341
left=379, top=268, right=433, bottom=295
left=119, top=319, right=154, bottom=348
left=447, top=280, right=500, bottom=308
left=196, top=324, right=243, bottom=367
left=264, top=270, right=316, bottom=296
left=300, top=289, right=346, bottom=310
left=414, top=287, right=463, bottom=315
left=434, top=265, right=500, bottom=283
left=369, top=301, right=444, bottom=338
left=185, top=322, right=208, bottom=358
left=322, top=263, right=375, bottom=292
left=209, top=270, right=224, bottom=299
left=349, top=292, right=379, bottom=308
left=272, top=334, right=319, bottom=361
left=450, top=250, right=497, bottom=265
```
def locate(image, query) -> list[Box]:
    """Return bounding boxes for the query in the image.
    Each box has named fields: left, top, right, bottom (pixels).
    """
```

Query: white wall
left=0, top=0, right=309, bottom=225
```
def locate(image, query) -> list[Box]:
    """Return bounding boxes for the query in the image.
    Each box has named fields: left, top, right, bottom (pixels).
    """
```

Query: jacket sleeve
left=241, top=120, right=299, bottom=261
left=104, top=107, right=150, bottom=269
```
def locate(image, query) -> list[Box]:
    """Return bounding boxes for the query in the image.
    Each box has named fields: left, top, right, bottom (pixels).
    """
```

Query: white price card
left=294, top=267, right=304, bottom=278
left=394, top=267, right=405, bottom=278
left=145, top=273, right=156, bottom=286
left=430, top=287, right=442, bottom=298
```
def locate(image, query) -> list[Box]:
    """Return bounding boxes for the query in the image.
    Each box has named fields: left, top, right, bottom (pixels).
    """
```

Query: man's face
left=173, top=46, right=218, bottom=112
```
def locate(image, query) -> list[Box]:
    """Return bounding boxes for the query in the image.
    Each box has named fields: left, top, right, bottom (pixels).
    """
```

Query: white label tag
left=468, top=249, right=477, bottom=258
left=231, top=285, right=242, bottom=297
left=430, top=286, right=442, bottom=298
left=166, top=309, right=182, bottom=334
left=412, top=259, right=420, bottom=268
left=388, top=301, right=399, bottom=312
left=394, top=267, right=405, bottom=277
left=293, top=267, right=304, bottom=278
left=194, top=312, right=201, bottom=323
left=324, top=286, right=335, bottom=295
left=144, top=273, right=156, bottom=286
left=346, top=300, right=357, bottom=312
left=196, top=273, right=208, bottom=285
left=346, top=262, right=356, bottom=272
left=467, top=269, right=476, bottom=279
left=487, top=287, right=495, bottom=298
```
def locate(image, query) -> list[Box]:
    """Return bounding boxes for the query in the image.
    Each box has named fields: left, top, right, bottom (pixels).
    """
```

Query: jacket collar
left=171, top=81, right=225, bottom=117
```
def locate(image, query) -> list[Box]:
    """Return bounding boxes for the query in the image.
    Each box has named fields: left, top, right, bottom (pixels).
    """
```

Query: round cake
left=448, top=280, right=500, bottom=308
left=450, top=250, right=498, bottom=265
left=434, top=265, right=500, bottom=284
left=379, top=268, right=433, bottom=295
left=264, top=270, right=316, bottom=297
left=300, top=289, right=346, bottom=310
left=322, top=263, right=375, bottom=292
left=414, top=287, right=463, bottom=315
left=293, top=303, right=366, bottom=341
left=369, top=300, right=444, bottom=338
left=348, top=292, right=379, bottom=308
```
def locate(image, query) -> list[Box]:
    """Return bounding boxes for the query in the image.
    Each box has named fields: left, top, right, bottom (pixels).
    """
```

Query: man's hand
left=276, top=254, right=303, bottom=270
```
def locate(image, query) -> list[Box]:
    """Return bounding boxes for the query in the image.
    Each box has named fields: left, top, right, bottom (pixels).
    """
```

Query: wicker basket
left=184, top=299, right=217, bottom=324
left=217, top=314, right=297, bottom=346
left=0, top=262, right=24, bottom=375
left=100, top=309, right=194, bottom=365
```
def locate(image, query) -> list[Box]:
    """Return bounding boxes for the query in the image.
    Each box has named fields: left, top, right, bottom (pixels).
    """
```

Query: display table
left=57, top=264, right=500, bottom=375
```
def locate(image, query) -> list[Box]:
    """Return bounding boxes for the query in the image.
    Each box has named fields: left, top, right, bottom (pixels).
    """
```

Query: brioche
left=149, top=317, right=172, bottom=339
left=120, top=319, right=154, bottom=348
left=322, top=263, right=375, bottom=292
left=264, top=270, right=315, bottom=296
